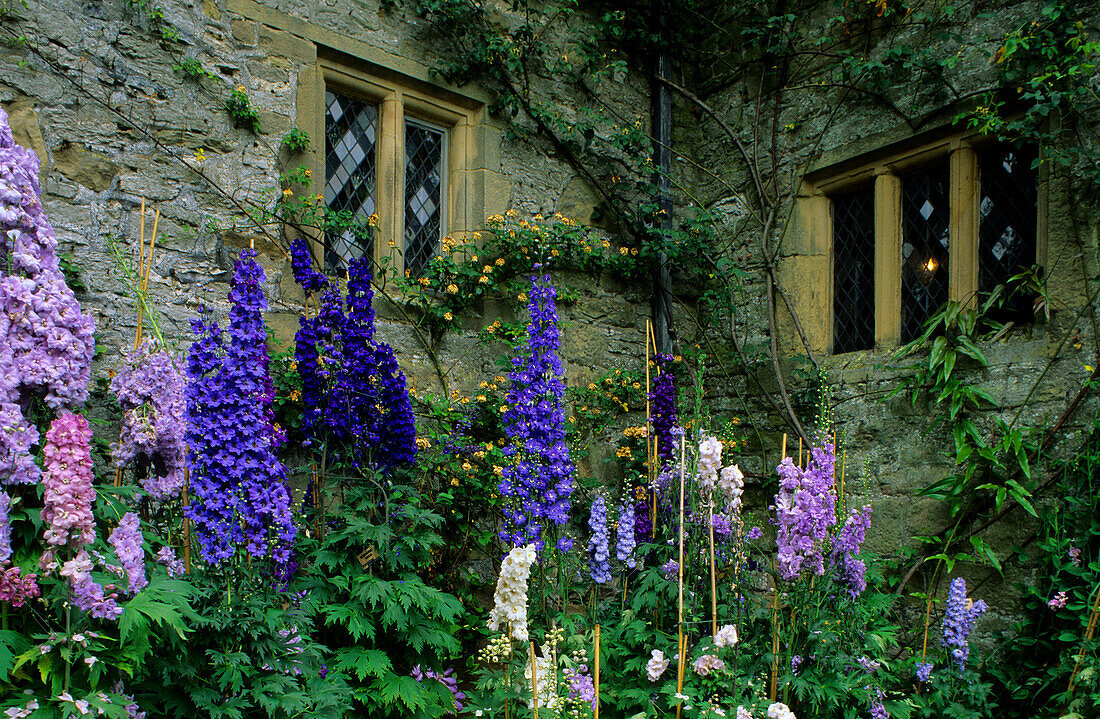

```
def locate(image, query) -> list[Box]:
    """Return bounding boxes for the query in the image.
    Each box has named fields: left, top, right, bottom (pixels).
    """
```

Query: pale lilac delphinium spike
left=616, top=498, right=636, bottom=568
left=588, top=495, right=611, bottom=584
left=564, top=664, right=596, bottom=710
left=942, top=577, right=987, bottom=670
left=109, top=512, right=148, bottom=594
left=646, top=649, right=669, bottom=682
left=0, top=403, right=40, bottom=486
left=0, top=490, right=10, bottom=563
left=774, top=440, right=838, bottom=581
left=110, top=341, right=187, bottom=500
left=155, top=546, right=186, bottom=578
left=0, top=109, right=95, bottom=481
left=830, top=505, right=873, bottom=598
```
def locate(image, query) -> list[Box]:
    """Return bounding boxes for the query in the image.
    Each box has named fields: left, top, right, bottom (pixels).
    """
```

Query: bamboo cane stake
left=781, top=433, right=787, bottom=461
left=116, top=203, right=160, bottom=488
left=182, top=467, right=192, bottom=574
left=134, top=199, right=147, bottom=351
left=594, top=624, right=601, bottom=719
left=676, top=433, right=686, bottom=719
left=1068, top=583, right=1100, bottom=693
left=529, top=642, right=539, bottom=715
left=920, top=594, right=933, bottom=663
left=769, top=586, right=780, bottom=701
left=709, top=497, right=718, bottom=636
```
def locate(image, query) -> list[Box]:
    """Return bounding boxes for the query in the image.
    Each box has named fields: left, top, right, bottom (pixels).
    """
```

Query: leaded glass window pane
left=832, top=186, right=875, bottom=354
left=901, top=161, right=950, bottom=343
left=324, top=90, right=377, bottom=271
left=979, top=144, right=1038, bottom=319
left=404, top=120, right=445, bottom=278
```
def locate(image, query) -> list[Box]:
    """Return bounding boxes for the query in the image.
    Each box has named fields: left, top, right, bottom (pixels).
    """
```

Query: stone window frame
left=226, top=0, right=510, bottom=276
left=791, top=133, right=1048, bottom=355
left=299, top=52, right=495, bottom=275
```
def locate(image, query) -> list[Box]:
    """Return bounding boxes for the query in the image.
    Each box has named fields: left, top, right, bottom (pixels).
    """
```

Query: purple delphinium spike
left=374, top=343, right=417, bottom=468
left=288, top=255, right=415, bottom=468
left=288, top=237, right=327, bottom=296
left=185, top=251, right=296, bottom=565
left=942, top=577, right=987, bottom=670
left=649, top=354, right=678, bottom=469
left=499, top=269, right=574, bottom=548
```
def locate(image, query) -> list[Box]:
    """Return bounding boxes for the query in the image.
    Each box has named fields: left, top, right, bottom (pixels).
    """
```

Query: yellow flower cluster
left=622, top=426, right=648, bottom=439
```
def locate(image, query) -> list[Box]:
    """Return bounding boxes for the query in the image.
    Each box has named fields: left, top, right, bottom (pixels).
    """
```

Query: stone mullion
left=949, top=146, right=979, bottom=308
left=874, top=172, right=902, bottom=347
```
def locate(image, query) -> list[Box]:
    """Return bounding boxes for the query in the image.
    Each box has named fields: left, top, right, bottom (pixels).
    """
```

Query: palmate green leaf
left=335, top=646, right=392, bottom=680
left=356, top=575, right=391, bottom=607
left=323, top=603, right=376, bottom=640
left=376, top=673, right=428, bottom=713
left=0, top=629, right=31, bottom=681
left=119, top=581, right=192, bottom=645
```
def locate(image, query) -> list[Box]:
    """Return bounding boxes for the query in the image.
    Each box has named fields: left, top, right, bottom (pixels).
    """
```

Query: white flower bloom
left=736, top=707, right=753, bottom=719
left=697, top=436, right=723, bottom=489
left=767, top=702, right=796, bottom=719
left=646, top=649, right=670, bottom=682
left=714, top=624, right=739, bottom=648
left=487, top=544, right=538, bottom=641
left=718, top=464, right=744, bottom=505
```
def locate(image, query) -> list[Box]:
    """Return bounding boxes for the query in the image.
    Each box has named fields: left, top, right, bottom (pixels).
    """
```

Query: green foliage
left=282, top=128, right=311, bottom=154
left=892, top=297, right=1036, bottom=521
left=986, top=406, right=1100, bottom=716
left=300, top=479, right=466, bottom=718
left=226, top=86, right=261, bottom=134
left=137, top=567, right=352, bottom=718
left=173, top=57, right=213, bottom=82
left=125, top=0, right=180, bottom=43
left=964, top=1, right=1100, bottom=177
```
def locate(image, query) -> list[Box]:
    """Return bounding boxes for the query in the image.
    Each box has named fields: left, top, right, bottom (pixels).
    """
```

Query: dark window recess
left=901, top=161, right=950, bottom=343
left=832, top=186, right=875, bottom=354
left=324, top=90, right=377, bottom=271
left=979, top=144, right=1038, bottom=321
left=404, top=121, right=444, bottom=278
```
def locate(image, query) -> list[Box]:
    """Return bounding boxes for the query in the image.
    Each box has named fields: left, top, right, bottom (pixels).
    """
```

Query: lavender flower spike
left=588, top=495, right=611, bottom=584
left=942, top=577, right=987, bottom=670
left=616, top=498, right=636, bottom=568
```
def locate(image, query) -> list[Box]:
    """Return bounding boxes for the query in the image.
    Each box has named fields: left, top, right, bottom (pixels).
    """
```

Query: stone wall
left=0, top=0, right=651, bottom=396
left=669, top=0, right=1100, bottom=627
left=2, top=0, right=1098, bottom=629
